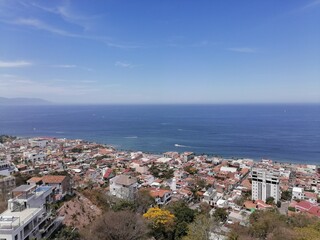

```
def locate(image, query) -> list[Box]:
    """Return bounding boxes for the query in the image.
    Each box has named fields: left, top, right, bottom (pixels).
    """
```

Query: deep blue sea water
left=0, top=104, right=319, bottom=164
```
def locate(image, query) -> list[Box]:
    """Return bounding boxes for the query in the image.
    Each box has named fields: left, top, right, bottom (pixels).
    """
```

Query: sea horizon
left=1, top=104, right=319, bottom=164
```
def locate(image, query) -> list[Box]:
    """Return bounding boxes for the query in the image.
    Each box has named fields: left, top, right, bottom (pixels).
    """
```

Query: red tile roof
left=149, top=188, right=171, bottom=198
left=103, top=169, right=113, bottom=179
left=42, top=175, right=66, bottom=184
left=27, top=177, right=43, bottom=183
left=295, top=200, right=320, bottom=217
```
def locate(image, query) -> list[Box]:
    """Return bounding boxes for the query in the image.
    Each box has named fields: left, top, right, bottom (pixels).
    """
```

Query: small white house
left=292, top=187, right=304, bottom=200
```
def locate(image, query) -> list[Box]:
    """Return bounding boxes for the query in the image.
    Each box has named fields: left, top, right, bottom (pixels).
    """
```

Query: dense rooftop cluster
left=0, top=136, right=320, bottom=239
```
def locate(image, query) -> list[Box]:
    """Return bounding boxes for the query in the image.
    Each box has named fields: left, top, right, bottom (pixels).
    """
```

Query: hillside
left=0, top=97, right=51, bottom=105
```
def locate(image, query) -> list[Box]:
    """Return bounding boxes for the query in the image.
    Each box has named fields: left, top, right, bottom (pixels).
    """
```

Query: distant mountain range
left=0, top=97, right=51, bottom=105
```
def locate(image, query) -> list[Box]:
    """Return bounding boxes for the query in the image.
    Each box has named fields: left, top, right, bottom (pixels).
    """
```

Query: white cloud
left=30, top=2, right=99, bottom=31
left=0, top=60, right=32, bottom=68
left=227, top=47, right=257, bottom=53
left=301, top=0, right=320, bottom=10
left=80, top=80, right=97, bottom=83
left=11, top=18, right=140, bottom=49
left=52, top=64, right=77, bottom=68
left=0, top=74, right=16, bottom=78
left=115, top=61, right=134, bottom=68
left=12, top=18, right=79, bottom=37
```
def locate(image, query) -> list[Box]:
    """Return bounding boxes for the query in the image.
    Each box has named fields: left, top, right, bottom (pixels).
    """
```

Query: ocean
left=0, top=104, right=319, bottom=164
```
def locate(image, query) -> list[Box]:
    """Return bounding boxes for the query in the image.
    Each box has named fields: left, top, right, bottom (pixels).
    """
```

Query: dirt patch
left=58, top=192, right=102, bottom=229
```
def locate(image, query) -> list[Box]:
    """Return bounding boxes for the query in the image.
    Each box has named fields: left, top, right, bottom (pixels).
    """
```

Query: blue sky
left=0, top=0, right=319, bottom=104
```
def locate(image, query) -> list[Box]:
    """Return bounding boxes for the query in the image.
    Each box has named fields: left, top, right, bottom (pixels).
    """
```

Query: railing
left=0, top=228, right=16, bottom=234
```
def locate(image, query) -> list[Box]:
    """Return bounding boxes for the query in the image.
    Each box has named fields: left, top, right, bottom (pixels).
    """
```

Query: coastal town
left=0, top=135, right=320, bottom=240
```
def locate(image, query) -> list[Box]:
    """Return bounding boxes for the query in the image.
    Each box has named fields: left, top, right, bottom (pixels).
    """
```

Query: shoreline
left=7, top=134, right=319, bottom=166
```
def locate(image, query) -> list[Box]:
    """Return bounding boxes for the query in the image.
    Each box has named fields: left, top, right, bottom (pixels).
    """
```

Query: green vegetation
left=149, top=163, right=174, bottom=179
left=184, top=165, right=198, bottom=175
left=266, top=196, right=275, bottom=205
left=288, top=206, right=296, bottom=212
left=95, top=155, right=112, bottom=160
left=0, top=135, right=16, bottom=143
left=213, top=208, right=228, bottom=222
left=165, top=201, right=196, bottom=239
left=13, top=172, right=32, bottom=186
left=281, top=190, right=292, bottom=201
left=50, top=226, right=80, bottom=240
left=71, top=147, right=82, bottom=153
left=228, top=209, right=320, bottom=240
left=183, top=214, right=214, bottom=240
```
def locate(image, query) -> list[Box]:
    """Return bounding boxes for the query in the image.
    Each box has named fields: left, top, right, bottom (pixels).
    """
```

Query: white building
left=0, top=185, right=63, bottom=240
left=202, top=188, right=222, bottom=207
left=292, top=187, right=318, bottom=204
left=110, top=175, right=138, bottom=200
left=292, top=187, right=304, bottom=200
left=251, top=168, right=280, bottom=203
left=29, top=139, right=48, bottom=148
left=220, top=166, right=237, bottom=173
left=23, top=151, right=46, bottom=162
left=0, top=161, right=15, bottom=176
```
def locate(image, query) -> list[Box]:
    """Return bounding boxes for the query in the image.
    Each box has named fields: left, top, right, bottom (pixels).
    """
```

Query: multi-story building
left=0, top=161, right=15, bottom=176
left=202, top=188, right=221, bottom=207
left=29, top=139, right=48, bottom=148
left=0, top=175, right=16, bottom=199
left=23, top=151, right=46, bottom=163
left=251, top=168, right=280, bottom=203
left=110, top=175, right=138, bottom=200
left=149, top=188, right=172, bottom=206
left=27, top=175, right=72, bottom=201
left=0, top=185, right=63, bottom=240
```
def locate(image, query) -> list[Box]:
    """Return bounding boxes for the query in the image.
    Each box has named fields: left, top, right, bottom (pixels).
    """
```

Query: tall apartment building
left=0, top=185, right=63, bottom=240
left=251, top=168, right=280, bottom=203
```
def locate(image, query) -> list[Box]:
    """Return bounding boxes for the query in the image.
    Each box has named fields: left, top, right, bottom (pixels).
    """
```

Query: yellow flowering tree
left=143, top=207, right=175, bottom=228
left=143, top=207, right=175, bottom=238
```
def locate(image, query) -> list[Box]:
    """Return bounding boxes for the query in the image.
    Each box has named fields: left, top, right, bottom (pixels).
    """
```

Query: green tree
left=183, top=214, right=214, bottom=240
left=266, top=196, right=275, bottom=205
left=143, top=207, right=175, bottom=239
left=199, top=202, right=211, bottom=216
left=53, top=226, right=80, bottom=240
left=112, top=199, right=136, bottom=212
left=166, top=201, right=196, bottom=238
left=248, top=209, right=287, bottom=239
left=184, top=165, right=198, bottom=175
left=213, top=208, right=228, bottom=223
left=281, top=190, right=292, bottom=201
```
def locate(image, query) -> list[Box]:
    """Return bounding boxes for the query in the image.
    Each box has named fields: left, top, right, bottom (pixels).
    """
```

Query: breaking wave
left=174, top=144, right=189, bottom=148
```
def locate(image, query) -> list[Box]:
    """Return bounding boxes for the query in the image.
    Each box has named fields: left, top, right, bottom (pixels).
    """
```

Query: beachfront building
left=0, top=185, right=63, bottom=240
left=251, top=168, right=280, bottom=202
left=109, top=175, right=138, bottom=200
